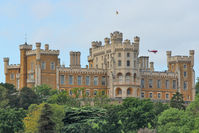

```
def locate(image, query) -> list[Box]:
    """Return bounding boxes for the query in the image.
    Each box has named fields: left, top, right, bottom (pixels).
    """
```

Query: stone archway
left=115, top=87, right=122, bottom=97
left=127, top=88, right=133, bottom=96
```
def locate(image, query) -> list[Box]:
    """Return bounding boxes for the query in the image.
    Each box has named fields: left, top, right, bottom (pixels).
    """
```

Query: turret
left=166, top=51, right=171, bottom=67
left=45, top=44, right=49, bottom=51
left=3, top=57, right=9, bottom=74
left=92, top=41, right=102, bottom=48
left=123, top=39, right=131, bottom=45
left=70, top=51, right=81, bottom=68
left=110, top=31, right=123, bottom=44
left=36, top=42, right=41, bottom=60
left=150, top=62, right=154, bottom=71
left=104, top=37, right=110, bottom=46
left=189, top=50, right=194, bottom=67
left=134, top=36, right=140, bottom=51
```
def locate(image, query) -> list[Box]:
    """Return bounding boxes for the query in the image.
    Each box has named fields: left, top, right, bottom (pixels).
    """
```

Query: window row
left=41, top=62, right=55, bottom=70
left=141, top=79, right=188, bottom=90
left=118, top=60, right=136, bottom=67
left=141, top=92, right=170, bottom=99
left=68, top=89, right=106, bottom=96
left=118, top=52, right=137, bottom=58
left=60, top=75, right=106, bottom=86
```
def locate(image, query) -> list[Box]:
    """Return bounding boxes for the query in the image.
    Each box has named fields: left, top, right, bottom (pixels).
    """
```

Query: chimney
left=45, top=44, right=49, bottom=51
left=150, top=62, right=154, bottom=71
left=70, top=51, right=81, bottom=68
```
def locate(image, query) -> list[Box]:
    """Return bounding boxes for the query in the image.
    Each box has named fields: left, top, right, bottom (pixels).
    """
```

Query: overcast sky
left=0, top=0, right=199, bottom=82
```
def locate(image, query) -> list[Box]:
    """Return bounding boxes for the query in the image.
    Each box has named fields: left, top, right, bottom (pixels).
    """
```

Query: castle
left=3, top=31, right=195, bottom=102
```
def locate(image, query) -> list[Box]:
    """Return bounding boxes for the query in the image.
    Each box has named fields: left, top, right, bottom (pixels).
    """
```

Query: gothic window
left=184, top=81, right=188, bottom=90
left=60, top=75, right=65, bottom=85
left=41, top=61, right=46, bottom=70
left=157, top=80, right=161, bottom=88
left=184, top=64, right=187, bottom=68
left=101, top=76, right=106, bottom=86
left=127, top=60, right=130, bottom=67
left=141, top=78, right=144, bottom=88
left=118, top=73, right=123, bottom=83
left=127, top=53, right=130, bottom=57
left=125, top=73, right=130, bottom=82
left=50, top=62, right=55, bottom=70
left=31, top=62, right=34, bottom=71
left=173, top=80, right=176, bottom=89
left=94, top=90, right=97, bottom=96
left=141, top=92, right=145, bottom=98
left=149, top=92, right=153, bottom=98
left=118, top=60, right=122, bottom=66
left=29, top=73, right=34, bottom=80
left=184, top=71, right=187, bottom=77
left=165, top=80, right=169, bottom=89
left=149, top=79, right=153, bottom=88
left=10, top=73, right=14, bottom=80
left=86, top=90, right=90, bottom=96
left=102, top=91, right=105, bottom=95
left=166, top=94, right=169, bottom=99
left=69, top=75, right=73, bottom=85
left=86, top=76, right=90, bottom=85
left=78, top=76, right=82, bottom=85
left=158, top=93, right=161, bottom=99
left=118, top=53, right=121, bottom=57
left=94, top=76, right=98, bottom=86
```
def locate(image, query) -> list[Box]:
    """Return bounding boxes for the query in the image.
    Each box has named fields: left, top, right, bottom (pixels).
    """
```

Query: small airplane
left=148, top=50, right=158, bottom=54
left=116, top=10, right=119, bottom=15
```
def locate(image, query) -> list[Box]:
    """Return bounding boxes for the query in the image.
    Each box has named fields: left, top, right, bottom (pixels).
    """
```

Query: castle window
left=126, top=73, right=130, bottom=82
left=10, top=73, right=14, bottom=80
left=29, top=73, right=34, bottom=80
left=78, top=76, right=82, bottom=85
left=149, top=92, right=153, bottom=98
left=141, top=92, right=145, bottom=98
left=86, top=90, right=90, bottom=96
left=141, top=79, right=144, bottom=88
left=118, top=53, right=121, bottom=57
left=69, top=75, right=73, bottom=85
left=149, top=79, right=153, bottom=88
left=50, top=62, right=55, bottom=70
left=91, top=64, right=93, bottom=68
left=60, top=75, right=65, bottom=85
left=94, top=90, right=97, bottom=96
left=173, top=80, right=176, bottom=89
left=101, top=76, right=106, bottom=86
left=127, top=53, right=130, bottom=57
left=166, top=94, right=169, bottom=99
left=184, top=81, right=188, bottom=90
left=118, top=60, right=122, bottom=66
left=117, top=73, right=123, bottom=83
left=127, top=60, right=130, bottom=67
left=165, top=80, right=169, bottom=89
left=158, top=93, right=161, bottom=99
left=94, top=76, right=98, bottom=86
left=157, top=80, right=161, bottom=88
left=184, top=64, right=187, bottom=68
left=86, top=76, right=90, bottom=85
left=41, top=62, right=46, bottom=70
left=102, top=91, right=105, bottom=95
left=184, top=71, right=187, bottom=77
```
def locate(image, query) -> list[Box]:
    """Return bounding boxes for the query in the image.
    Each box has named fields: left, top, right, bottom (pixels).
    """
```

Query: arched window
left=117, top=73, right=123, bottom=83
left=127, top=88, right=132, bottom=95
left=116, top=88, right=122, bottom=96
left=125, top=73, right=131, bottom=82
left=127, top=60, right=130, bottom=67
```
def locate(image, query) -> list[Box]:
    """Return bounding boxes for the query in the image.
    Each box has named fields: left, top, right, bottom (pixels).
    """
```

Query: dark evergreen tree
left=38, top=104, right=55, bottom=133
left=170, top=92, right=185, bottom=110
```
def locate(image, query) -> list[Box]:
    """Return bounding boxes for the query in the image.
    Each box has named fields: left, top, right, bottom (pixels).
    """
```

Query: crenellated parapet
left=7, top=64, right=20, bottom=69
left=110, top=31, right=123, bottom=44
left=141, top=71, right=178, bottom=78
left=26, top=48, right=60, bottom=56
left=92, top=41, right=102, bottom=48
left=19, top=43, right=32, bottom=50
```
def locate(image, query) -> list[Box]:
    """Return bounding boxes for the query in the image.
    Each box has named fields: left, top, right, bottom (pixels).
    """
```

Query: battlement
left=92, top=41, right=102, bottom=48
left=110, top=31, right=123, bottom=44
left=3, top=57, right=9, bottom=62
left=123, top=39, right=131, bottom=45
left=20, top=43, right=32, bottom=50
left=26, top=49, right=60, bottom=56
left=7, top=64, right=20, bottom=69
left=169, top=56, right=191, bottom=62
left=134, top=36, right=140, bottom=43
left=141, top=71, right=178, bottom=78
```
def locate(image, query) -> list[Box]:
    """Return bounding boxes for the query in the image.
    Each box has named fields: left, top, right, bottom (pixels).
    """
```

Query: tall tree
left=170, top=92, right=185, bottom=110
left=38, top=104, right=55, bottom=133
left=0, top=107, right=26, bottom=133
left=195, top=77, right=199, bottom=94
left=0, top=85, right=8, bottom=108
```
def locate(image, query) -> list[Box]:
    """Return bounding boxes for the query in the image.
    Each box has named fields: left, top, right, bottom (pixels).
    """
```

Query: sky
left=0, top=0, right=199, bottom=82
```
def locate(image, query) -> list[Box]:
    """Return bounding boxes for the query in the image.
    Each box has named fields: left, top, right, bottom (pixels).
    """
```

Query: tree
left=18, top=87, right=39, bottom=109
left=61, top=106, right=106, bottom=133
left=157, top=108, right=192, bottom=133
left=170, top=92, right=185, bottom=110
left=33, top=84, right=58, bottom=103
left=0, top=85, right=8, bottom=108
left=38, top=103, right=55, bottom=133
left=0, top=107, right=26, bottom=133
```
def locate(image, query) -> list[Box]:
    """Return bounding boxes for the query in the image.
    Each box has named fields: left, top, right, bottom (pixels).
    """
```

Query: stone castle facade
left=3, top=31, right=195, bottom=101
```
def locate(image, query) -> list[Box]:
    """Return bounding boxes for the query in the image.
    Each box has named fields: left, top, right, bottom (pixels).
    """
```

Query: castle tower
left=35, top=42, right=41, bottom=86
left=110, top=31, right=123, bottom=44
left=70, top=51, right=81, bottom=69
left=3, top=57, right=9, bottom=82
left=19, top=43, right=32, bottom=89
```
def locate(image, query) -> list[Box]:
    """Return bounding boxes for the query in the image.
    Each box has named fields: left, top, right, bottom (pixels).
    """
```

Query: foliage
left=38, top=103, right=55, bottom=133
left=0, top=85, right=9, bottom=108
left=93, top=91, right=110, bottom=107
left=157, top=108, right=192, bottom=133
left=0, top=107, right=26, bottom=133
left=195, top=77, right=199, bottom=94
left=61, top=106, right=106, bottom=133
left=0, top=83, right=19, bottom=108
left=33, top=84, right=58, bottom=103
left=18, top=87, right=39, bottom=109
left=170, top=92, right=185, bottom=110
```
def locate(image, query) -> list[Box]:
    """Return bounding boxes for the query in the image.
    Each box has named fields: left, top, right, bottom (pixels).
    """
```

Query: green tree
left=38, top=103, right=55, bottom=133
left=18, top=87, right=38, bottom=109
left=170, top=92, right=185, bottom=110
left=33, top=84, right=58, bottom=103
left=93, top=91, right=110, bottom=107
left=157, top=108, right=192, bottom=133
left=61, top=106, right=106, bottom=133
left=0, top=85, right=8, bottom=108
left=195, top=77, right=199, bottom=94
left=0, top=107, right=26, bottom=133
